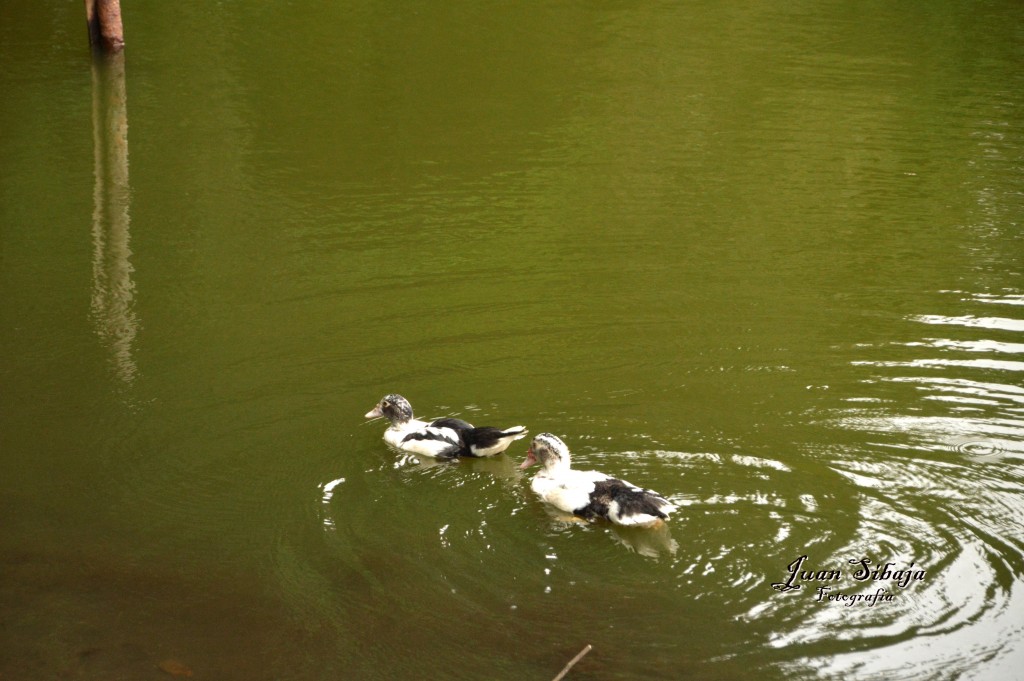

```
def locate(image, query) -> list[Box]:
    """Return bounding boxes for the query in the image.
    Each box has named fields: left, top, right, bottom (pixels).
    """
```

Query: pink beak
left=519, top=448, right=537, bottom=470
left=365, top=405, right=383, bottom=419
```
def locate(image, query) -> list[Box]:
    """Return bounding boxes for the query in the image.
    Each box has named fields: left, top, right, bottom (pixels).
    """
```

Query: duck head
left=365, top=394, right=414, bottom=425
left=520, top=433, right=571, bottom=472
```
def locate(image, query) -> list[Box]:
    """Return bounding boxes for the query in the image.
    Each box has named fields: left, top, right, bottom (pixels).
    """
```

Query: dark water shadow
left=0, top=545, right=343, bottom=680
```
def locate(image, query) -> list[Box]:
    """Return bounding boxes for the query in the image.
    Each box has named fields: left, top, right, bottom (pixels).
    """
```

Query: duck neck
left=544, top=457, right=571, bottom=476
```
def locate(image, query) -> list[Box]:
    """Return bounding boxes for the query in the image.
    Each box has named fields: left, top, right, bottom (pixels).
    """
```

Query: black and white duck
left=364, top=394, right=527, bottom=459
left=519, top=433, right=675, bottom=527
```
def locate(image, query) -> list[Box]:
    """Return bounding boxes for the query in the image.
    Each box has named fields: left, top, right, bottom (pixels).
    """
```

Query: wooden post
left=85, top=0, right=125, bottom=53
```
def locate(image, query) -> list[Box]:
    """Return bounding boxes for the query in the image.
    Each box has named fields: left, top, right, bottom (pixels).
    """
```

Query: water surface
left=2, top=2, right=1022, bottom=679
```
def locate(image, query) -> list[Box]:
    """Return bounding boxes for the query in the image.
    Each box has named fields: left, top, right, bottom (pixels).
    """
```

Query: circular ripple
left=953, top=440, right=1004, bottom=457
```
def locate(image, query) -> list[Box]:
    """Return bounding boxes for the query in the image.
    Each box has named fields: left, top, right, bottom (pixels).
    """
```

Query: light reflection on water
left=794, top=290, right=1024, bottom=679
left=912, top=314, right=1024, bottom=333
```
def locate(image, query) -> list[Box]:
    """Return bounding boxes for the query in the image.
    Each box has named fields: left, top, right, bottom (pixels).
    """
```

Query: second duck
left=520, top=433, right=675, bottom=527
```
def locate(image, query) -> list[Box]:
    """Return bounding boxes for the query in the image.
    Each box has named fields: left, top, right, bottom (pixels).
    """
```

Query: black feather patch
left=430, top=417, right=474, bottom=431
left=576, top=479, right=669, bottom=521
left=401, top=430, right=459, bottom=446
left=459, top=427, right=506, bottom=449
left=400, top=429, right=462, bottom=458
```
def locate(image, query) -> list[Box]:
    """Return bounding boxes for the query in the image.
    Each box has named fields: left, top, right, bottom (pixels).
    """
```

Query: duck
left=519, top=433, right=675, bottom=527
left=364, top=394, right=528, bottom=459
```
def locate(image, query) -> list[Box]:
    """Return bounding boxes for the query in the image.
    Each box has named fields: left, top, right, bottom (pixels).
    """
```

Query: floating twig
left=551, top=644, right=592, bottom=681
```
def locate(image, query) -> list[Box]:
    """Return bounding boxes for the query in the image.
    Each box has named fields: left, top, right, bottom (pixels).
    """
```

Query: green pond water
left=2, top=2, right=1023, bottom=680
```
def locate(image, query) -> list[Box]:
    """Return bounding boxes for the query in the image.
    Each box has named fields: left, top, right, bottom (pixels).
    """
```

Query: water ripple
left=805, top=289, right=1024, bottom=678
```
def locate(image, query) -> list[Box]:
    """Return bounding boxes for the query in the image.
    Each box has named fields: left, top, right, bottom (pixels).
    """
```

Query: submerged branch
left=551, top=644, right=592, bottom=681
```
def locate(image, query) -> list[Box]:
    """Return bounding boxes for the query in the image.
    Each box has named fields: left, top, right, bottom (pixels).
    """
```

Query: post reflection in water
left=90, top=51, right=137, bottom=386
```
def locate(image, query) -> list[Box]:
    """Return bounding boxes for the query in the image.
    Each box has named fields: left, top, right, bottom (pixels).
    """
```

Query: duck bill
left=365, top=405, right=383, bottom=419
left=519, top=449, right=537, bottom=470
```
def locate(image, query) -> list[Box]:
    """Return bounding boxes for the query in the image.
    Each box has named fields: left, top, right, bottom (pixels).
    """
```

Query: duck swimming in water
left=365, top=394, right=527, bottom=459
left=520, top=433, right=675, bottom=527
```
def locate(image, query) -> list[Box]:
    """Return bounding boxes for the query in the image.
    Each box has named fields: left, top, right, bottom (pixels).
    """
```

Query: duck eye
left=381, top=400, right=390, bottom=408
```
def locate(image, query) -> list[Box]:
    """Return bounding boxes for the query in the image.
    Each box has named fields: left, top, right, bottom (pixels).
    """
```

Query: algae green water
left=2, top=2, right=1022, bottom=679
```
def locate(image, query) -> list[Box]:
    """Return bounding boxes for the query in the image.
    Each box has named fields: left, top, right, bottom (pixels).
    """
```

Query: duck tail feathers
left=603, top=487, right=675, bottom=527
left=461, top=425, right=529, bottom=457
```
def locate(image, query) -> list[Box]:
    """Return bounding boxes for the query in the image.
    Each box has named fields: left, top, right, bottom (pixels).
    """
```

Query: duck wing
left=400, top=426, right=463, bottom=458
left=429, top=417, right=475, bottom=431
left=580, top=478, right=674, bottom=526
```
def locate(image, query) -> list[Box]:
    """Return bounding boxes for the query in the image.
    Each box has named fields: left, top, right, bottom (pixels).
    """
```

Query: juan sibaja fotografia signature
left=771, top=554, right=926, bottom=606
